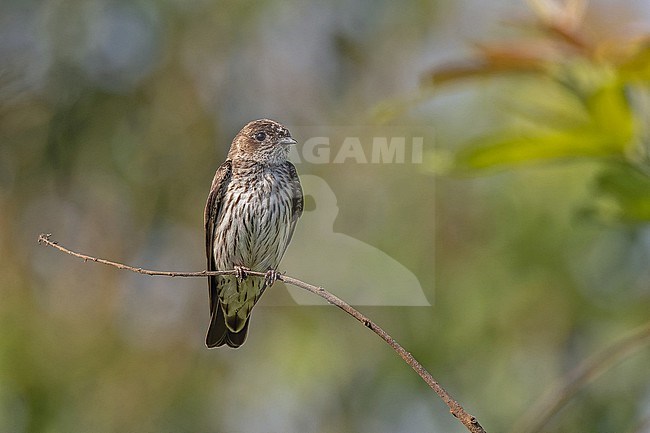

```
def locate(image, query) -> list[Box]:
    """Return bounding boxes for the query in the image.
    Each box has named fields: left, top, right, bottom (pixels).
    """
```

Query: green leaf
left=454, top=129, right=625, bottom=171
left=453, top=80, right=636, bottom=172
left=586, top=83, right=635, bottom=144
left=591, top=165, right=650, bottom=222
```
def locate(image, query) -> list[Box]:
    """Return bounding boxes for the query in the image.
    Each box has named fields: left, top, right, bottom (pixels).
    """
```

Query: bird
left=204, top=119, right=303, bottom=348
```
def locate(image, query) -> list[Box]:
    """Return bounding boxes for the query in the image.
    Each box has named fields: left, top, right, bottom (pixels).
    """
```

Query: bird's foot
left=234, top=265, right=250, bottom=281
left=264, top=269, right=279, bottom=287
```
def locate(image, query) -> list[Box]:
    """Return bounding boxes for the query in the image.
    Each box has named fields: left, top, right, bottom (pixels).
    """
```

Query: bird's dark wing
left=205, top=160, right=232, bottom=318
left=283, top=161, right=303, bottom=250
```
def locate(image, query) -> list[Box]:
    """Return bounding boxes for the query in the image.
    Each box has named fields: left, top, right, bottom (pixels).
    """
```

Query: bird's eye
left=254, top=132, right=266, bottom=142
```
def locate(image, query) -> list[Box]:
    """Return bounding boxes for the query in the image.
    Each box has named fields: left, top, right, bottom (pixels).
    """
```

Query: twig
left=38, top=233, right=487, bottom=433
left=37, top=233, right=231, bottom=278
left=511, top=321, right=650, bottom=433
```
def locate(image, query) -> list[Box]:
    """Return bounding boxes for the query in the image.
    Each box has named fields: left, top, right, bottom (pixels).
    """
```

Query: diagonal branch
left=511, top=320, right=650, bottom=433
left=38, top=233, right=487, bottom=433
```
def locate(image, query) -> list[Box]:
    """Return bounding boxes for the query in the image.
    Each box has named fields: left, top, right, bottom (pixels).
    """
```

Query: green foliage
left=424, top=4, right=650, bottom=223
left=589, top=164, right=650, bottom=222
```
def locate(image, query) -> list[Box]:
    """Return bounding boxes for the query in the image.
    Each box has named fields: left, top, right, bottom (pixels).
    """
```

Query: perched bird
left=204, top=119, right=303, bottom=348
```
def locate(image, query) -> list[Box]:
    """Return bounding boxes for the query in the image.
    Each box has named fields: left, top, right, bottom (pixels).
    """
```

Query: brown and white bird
left=204, top=119, right=303, bottom=348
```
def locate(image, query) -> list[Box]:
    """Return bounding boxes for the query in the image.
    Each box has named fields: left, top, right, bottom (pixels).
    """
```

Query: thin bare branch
left=37, top=233, right=231, bottom=278
left=38, top=233, right=487, bottom=433
left=511, top=321, right=650, bottom=433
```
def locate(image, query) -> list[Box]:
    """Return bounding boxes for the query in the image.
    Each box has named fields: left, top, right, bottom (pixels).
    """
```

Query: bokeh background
left=1, top=0, right=650, bottom=432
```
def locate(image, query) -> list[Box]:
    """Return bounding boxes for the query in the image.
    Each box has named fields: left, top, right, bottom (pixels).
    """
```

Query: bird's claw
left=234, top=266, right=250, bottom=281
left=264, top=269, right=279, bottom=287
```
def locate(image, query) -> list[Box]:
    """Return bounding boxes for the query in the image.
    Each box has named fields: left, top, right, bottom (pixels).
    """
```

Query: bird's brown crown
left=228, top=119, right=296, bottom=165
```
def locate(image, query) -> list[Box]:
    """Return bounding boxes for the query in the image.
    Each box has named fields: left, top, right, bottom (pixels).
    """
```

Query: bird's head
left=228, top=119, right=297, bottom=165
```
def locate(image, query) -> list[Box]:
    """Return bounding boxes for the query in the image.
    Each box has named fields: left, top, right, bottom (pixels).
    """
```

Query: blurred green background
left=1, top=1, right=649, bottom=432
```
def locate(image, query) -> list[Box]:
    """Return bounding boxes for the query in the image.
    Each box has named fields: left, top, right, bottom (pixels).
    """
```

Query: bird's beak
left=278, top=136, right=297, bottom=146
